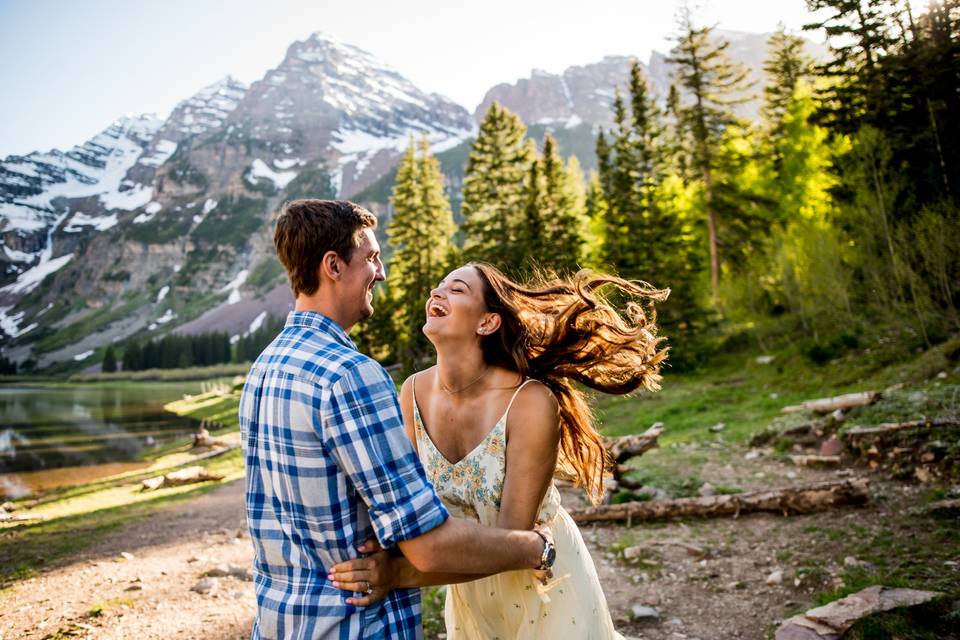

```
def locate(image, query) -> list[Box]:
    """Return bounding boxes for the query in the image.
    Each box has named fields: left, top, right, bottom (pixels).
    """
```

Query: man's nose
left=376, top=260, right=386, bottom=281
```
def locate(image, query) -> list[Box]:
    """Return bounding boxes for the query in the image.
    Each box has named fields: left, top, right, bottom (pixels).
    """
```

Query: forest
left=351, top=0, right=959, bottom=378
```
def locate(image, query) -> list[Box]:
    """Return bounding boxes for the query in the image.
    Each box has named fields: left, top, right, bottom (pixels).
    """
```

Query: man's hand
left=328, top=539, right=394, bottom=606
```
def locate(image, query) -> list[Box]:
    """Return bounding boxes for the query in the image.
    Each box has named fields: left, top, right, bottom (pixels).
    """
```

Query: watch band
left=534, top=529, right=556, bottom=570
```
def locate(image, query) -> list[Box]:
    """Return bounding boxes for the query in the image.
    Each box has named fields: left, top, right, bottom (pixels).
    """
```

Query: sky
left=0, top=0, right=826, bottom=158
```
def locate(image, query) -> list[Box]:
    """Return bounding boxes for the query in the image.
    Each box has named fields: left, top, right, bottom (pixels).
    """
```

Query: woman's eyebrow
left=452, top=278, right=471, bottom=291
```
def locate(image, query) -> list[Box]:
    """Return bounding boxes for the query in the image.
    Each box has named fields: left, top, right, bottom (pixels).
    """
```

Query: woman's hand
left=328, top=539, right=395, bottom=606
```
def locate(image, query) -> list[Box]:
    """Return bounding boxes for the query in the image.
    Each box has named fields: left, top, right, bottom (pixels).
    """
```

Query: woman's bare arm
left=330, top=382, right=561, bottom=603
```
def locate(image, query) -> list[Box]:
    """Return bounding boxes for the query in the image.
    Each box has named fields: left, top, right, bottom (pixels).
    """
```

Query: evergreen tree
left=763, top=27, right=814, bottom=132
left=123, top=341, right=142, bottom=371
left=461, top=102, right=532, bottom=275
left=102, top=346, right=117, bottom=373
left=667, top=5, right=754, bottom=303
left=803, top=0, right=902, bottom=131
left=387, top=136, right=456, bottom=372
left=537, top=134, right=585, bottom=272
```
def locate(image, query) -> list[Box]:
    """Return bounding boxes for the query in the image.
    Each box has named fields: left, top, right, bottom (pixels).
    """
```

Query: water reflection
left=0, top=380, right=222, bottom=498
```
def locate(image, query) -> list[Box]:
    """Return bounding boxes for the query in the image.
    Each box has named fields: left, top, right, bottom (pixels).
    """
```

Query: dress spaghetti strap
left=503, top=378, right=536, bottom=420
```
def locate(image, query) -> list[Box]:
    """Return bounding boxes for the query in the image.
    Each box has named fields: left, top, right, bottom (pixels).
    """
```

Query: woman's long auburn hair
left=469, top=262, right=669, bottom=504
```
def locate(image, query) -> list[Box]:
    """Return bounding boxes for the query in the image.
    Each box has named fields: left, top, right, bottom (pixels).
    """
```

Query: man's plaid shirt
left=239, top=311, right=449, bottom=639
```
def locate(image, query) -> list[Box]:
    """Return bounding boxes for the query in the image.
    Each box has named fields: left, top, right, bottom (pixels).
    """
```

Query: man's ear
left=478, top=313, right=501, bottom=336
left=320, top=251, right=342, bottom=281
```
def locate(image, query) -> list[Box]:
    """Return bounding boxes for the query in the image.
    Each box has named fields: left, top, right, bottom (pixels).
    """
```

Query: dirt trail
left=0, top=450, right=943, bottom=640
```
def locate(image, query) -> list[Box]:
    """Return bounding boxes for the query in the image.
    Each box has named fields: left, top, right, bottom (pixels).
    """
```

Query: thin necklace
left=439, top=367, right=489, bottom=395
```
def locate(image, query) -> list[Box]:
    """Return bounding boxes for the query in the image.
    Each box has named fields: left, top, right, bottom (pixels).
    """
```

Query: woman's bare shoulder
left=508, top=379, right=560, bottom=436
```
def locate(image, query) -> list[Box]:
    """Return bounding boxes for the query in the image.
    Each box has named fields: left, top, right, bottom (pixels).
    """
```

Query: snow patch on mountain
left=247, top=159, right=297, bottom=189
left=64, top=211, right=118, bottom=232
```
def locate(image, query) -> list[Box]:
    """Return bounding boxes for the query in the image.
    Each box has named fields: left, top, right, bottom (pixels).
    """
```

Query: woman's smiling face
left=423, top=266, right=496, bottom=341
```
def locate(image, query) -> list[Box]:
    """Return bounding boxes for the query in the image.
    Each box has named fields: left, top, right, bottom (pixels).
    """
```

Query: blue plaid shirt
left=240, top=311, right=449, bottom=639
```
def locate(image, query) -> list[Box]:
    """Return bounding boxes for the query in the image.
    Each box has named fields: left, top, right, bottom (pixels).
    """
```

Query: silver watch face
left=544, top=544, right=556, bottom=568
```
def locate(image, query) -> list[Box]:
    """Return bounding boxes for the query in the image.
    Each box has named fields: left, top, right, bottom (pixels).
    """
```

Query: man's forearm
left=398, top=517, right=542, bottom=574
left=392, top=556, right=494, bottom=589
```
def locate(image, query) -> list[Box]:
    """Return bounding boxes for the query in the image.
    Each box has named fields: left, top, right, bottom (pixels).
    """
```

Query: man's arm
left=323, top=361, right=545, bottom=576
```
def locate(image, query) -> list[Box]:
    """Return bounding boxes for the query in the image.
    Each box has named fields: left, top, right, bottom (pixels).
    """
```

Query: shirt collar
left=285, top=310, right=356, bottom=350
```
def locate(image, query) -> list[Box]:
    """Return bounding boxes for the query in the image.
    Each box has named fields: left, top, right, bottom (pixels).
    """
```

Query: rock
left=767, top=570, right=784, bottom=586
left=775, top=586, right=942, bottom=639
left=125, top=583, right=144, bottom=591
left=118, top=552, right=135, bottom=561
left=709, top=423, right=726, bottom=433
left=819, top=436, right=843, bottom=457
left=915, top=467, right=934, bottom=483
left=204, top=564, right=232, bottom=578
left=191, top=577, right=218, bottom=594
left=937, top=371, right=948, bottom=379
left=1, top=501, right=16, bottom=512
left=698, top=482, right=716, bottom=497
left=756, top=355, right=776, bottom=365
left=786, top=471, right=798, bottom=479
left=630, top=604, right=661, bottom=620
left=745, top=450, right=762, bottom=460
left=229, top=564, right=253, bottom=581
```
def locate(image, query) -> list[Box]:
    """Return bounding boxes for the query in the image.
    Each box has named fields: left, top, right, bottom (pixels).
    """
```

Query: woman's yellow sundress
left=412, top=377, right=624, bottom=640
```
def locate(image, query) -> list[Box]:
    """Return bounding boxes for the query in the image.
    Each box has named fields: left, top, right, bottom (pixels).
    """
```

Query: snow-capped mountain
left=0, top=32, right=475, bottom=367
left=0, top=30, right=820, bottom=371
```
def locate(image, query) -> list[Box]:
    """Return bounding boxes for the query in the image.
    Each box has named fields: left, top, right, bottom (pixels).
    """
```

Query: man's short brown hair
left=273, top=199, right=377, bottom=296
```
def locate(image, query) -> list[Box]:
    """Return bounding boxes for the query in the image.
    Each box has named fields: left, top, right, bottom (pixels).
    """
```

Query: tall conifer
left=461, top=102, right=533, bottom=275
left=387, top=137, right=455, bottom=372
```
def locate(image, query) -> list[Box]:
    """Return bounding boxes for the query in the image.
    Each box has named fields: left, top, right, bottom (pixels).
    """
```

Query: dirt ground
left=0, top=446, right=951, bottom=640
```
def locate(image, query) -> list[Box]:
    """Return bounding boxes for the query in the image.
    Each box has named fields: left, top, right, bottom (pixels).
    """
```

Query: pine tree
left=803, top=0, right=903, bottom=131
left=538, top=134, right=585, bottom=272
left=667, top=5, right=754, bottom=304
left=387, top=136, right=456, bottom=372
left=123, top=341, right=142, bottom=371
left=763, top=27, right=814, bottom=132
left=101, top=346, right=117, bottom=372
left=461, top=102, right=532, bottom=275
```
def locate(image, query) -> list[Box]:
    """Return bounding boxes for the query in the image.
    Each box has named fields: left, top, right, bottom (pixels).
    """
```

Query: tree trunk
left=843, top=416, right=960, bottom=438
left=568, top=479, right=869, bottom=524
left=782, top=391, right=880, bottom=414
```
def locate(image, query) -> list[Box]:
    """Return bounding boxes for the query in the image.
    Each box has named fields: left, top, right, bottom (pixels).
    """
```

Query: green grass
left=69, top=362, right=249, bottom=383
left=0, top=448, right=243, bottom=590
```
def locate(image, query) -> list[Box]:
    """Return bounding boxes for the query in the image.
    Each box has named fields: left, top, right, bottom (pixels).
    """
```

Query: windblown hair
left=470, top=262, right=669, bottom=504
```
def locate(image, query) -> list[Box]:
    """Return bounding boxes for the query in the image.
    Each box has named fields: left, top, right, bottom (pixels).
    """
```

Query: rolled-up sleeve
left=322, top=359, right=448, bottom=548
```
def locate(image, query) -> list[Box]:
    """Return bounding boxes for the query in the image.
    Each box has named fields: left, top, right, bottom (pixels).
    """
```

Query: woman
left=330, top=262, right=668, bottom=638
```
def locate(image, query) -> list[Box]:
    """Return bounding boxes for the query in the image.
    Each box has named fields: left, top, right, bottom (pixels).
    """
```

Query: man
left=240, top=200, right=553, bottom=639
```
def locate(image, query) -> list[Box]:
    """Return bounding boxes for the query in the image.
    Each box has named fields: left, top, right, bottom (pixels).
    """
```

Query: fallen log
left=141, top=466, right=225, bottom=491
left=843, top=416, right=960, bottom=438
left=604, top=423, right=663, bottom=465
left=193, top=424, right=230, bottom=449
left=782, top=391, right=880, bottom=415
left=775, top=585, right=941, bottom=639
left=603, top=424, right=663, bottom=485
left=790, top=455, right=842, bottom=467
left=568, top=478, right=869, bottom=524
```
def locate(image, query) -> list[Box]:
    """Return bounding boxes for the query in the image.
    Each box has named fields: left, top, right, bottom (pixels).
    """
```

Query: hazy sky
left=0, top=0, right=825, bottom=158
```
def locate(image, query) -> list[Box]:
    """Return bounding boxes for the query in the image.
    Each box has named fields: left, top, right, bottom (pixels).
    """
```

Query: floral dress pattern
left=412, top=378, right=624, bottom=639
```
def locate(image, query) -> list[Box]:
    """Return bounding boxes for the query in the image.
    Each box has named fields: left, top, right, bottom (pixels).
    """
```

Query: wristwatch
left=534, top=529, right=556, bottom=570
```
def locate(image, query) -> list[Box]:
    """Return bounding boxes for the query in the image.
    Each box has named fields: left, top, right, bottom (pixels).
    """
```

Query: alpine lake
left=0, top=379, right=231, bottom=499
